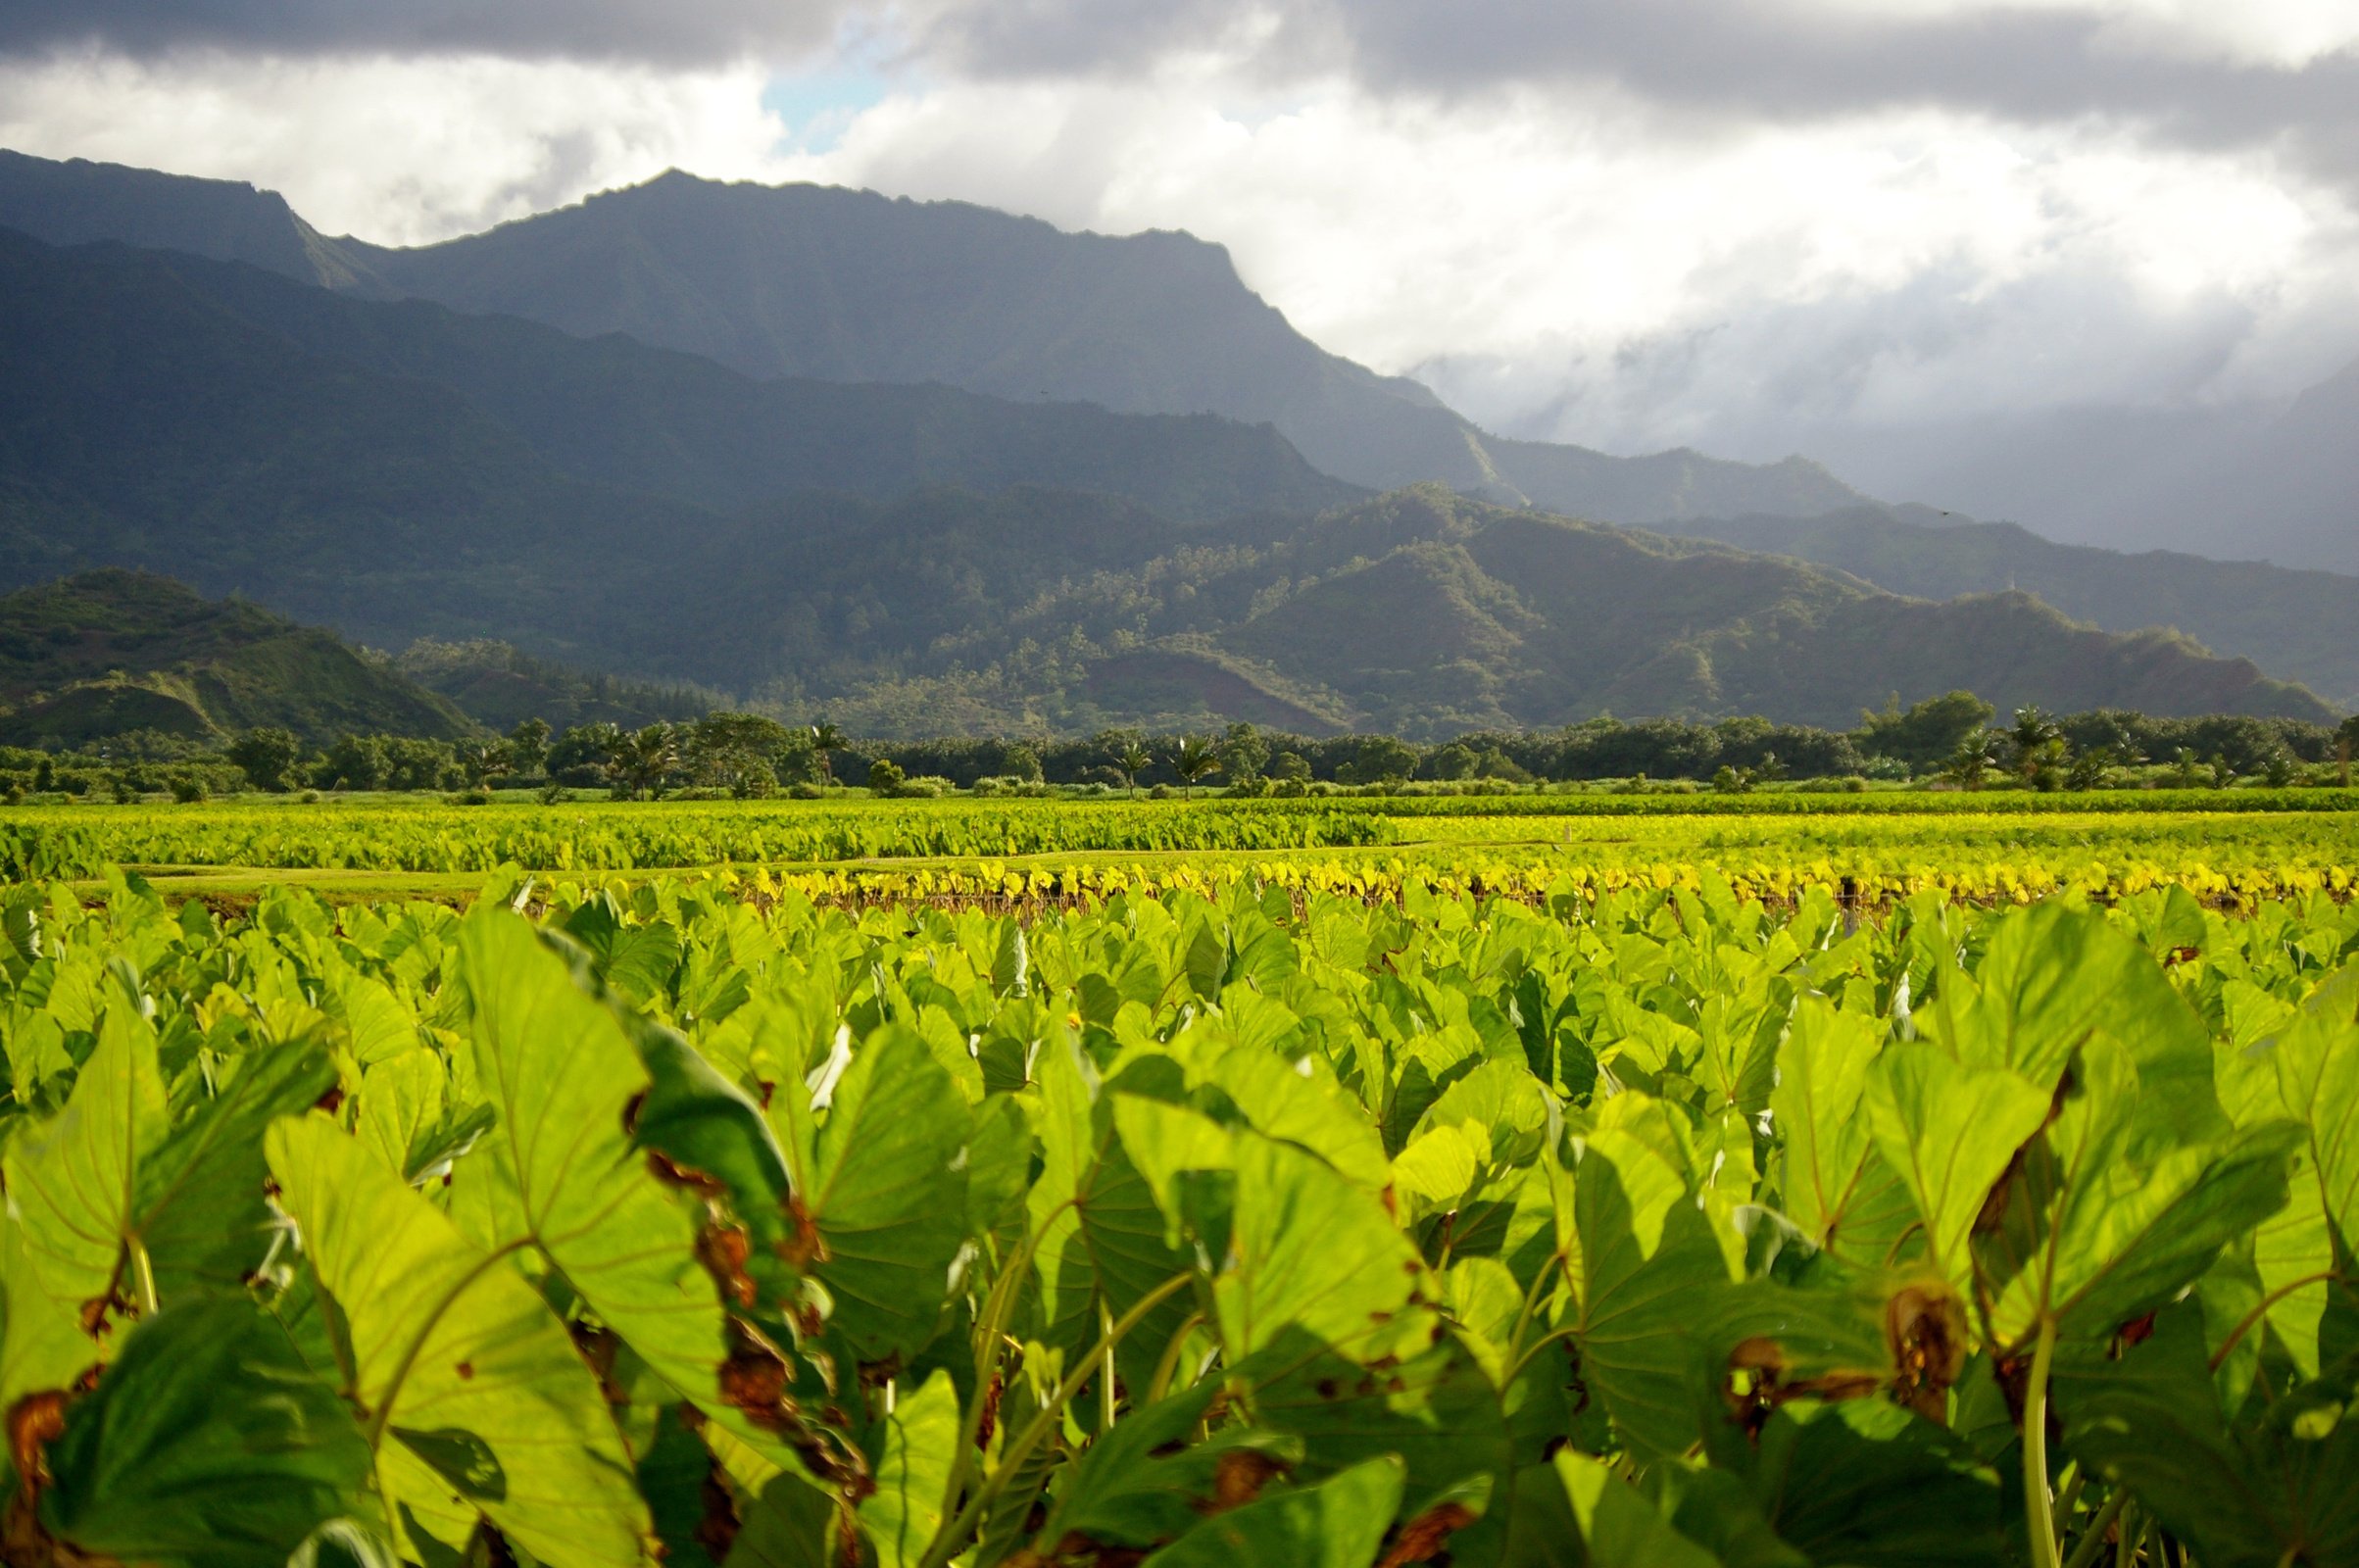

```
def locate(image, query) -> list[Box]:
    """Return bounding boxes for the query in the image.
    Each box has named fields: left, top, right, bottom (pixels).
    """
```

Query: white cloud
left=0, top=48, right=797, bottom=243
left=784, top=69, right=2359, bottom=448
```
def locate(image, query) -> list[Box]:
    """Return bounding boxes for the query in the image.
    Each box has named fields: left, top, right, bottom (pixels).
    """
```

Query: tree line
left=4, top=692, right=2350, bottom=803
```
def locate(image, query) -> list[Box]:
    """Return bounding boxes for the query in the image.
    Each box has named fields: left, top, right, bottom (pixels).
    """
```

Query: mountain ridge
left=1651, top=505, right=2359, bottom=709
left=0, top=148, right=1872, bottom=528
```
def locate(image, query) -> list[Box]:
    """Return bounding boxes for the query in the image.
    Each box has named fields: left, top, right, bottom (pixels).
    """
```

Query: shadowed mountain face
left=0, top=149, right=1870, bottom=527
left=1651, top=507, right=2359, bottom=710
left=663, top=487, right=2334, bottom=737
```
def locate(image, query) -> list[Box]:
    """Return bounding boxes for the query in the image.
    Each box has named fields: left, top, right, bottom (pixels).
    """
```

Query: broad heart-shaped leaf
left=1770, top=997, right=1887, bottom=1254
left=1552, top=1450, right=1721, bottom=1568
left=723, top=1471, right=835, bottom=1568
left=1697, top=1396, right=2006, bottom=1568
left=1862, top=1045, right=2051, bottom=1290
left=854, top=1369, right=958, bottom=1568
left=1031, top=1034, right=1198, bottom=1392
left=0, top=1222, right=97, bottom=1413
left=1214, top=1130, right=1422, bottom=1361
left=265, top=1114, right=652, bottom=1568
left=1938, top=903, right=2223, bottom=1152
left=39, top=1296, right=370, bottom=1568
left=1241, top=1322, right=1562, bottom=1525
left=456, top=915, right=760, bottom=1447
left=135, top=1041, right=338, bottom=1303
left=2057, top=1303, right=2359, bottom=1568
left=1139, top=1454, right=1404, bottom=1568
left=803, top=1024, right=970, bottom=1363
left=1987, top=1039, right=2298, bottom=1349
left=4, top=1001, right=167, bottom=1326
left=2267, top=967, right=2359, bottom=1258
left=1563, top=1095, right=1734, bottom=1461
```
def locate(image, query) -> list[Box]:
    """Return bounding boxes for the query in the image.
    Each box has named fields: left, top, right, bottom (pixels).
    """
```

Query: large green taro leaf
left=1935, top=903, right=2223, bottom=1152
left=4, top=1002, right=167, bottom=1327
left=1862, top=1045, right=2051, bottom=1291
left=1986, top=1039, right=2297, bottom=1350
left=1552, top=1450, right=1721, bottom=1568
left=1214, top=1130, right=1422, bottom=1361
left=1563, top=1094, right=1734, bottom=1461
left=1707, top=1397, right=2005, bottom=1568
left=5, top=994, right=337, bottom=1338
left=802, top=1024, right=971, bottom=1363
left=267, top=1114, right=651, bottom=1568
left=1036, top=1379, right=1300, bottom=1553
left=1770, top=997, right=1899, bottom=1261
left=2059, top=1303, right=2359, bottom=1568
left=856, top=1368, right=958, bottom=1568
left=39, top=1297, right=371, bottom=1568
left=1138, top=1455, right=1403, bottom=1568
left=1030, top=1034, right=1196, bottom=1390
left=456, top=914, right=780, bottom=1452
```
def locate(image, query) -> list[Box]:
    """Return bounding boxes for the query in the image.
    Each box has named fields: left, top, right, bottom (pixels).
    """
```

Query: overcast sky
left=4, top=0, right=2356, bottom=466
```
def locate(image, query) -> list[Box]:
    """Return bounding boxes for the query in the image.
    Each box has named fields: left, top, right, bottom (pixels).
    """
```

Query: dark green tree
left=1219, top=722, right=1269, bottom=783
left=1857, top=691, right=1997, bottom=769
left=225, top=728, right=302, bottom=793
left=322, top=734, right=389, bottom=792
left=507, top=717, right=552, bottom=777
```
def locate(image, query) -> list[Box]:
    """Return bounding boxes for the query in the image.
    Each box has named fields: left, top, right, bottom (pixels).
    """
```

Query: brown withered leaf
left=1377, top=1502, right=1479, bottom=1568
left=1207, top=1449, right=1288, bottom=1513
left=695, top=1221, right=758, bottom=1308
left=778, top=1194, right=827, bottom=1269
left=1887, top=1283, right=1969, bottom=1422
left=7, top=1391, right=69, bottom=1487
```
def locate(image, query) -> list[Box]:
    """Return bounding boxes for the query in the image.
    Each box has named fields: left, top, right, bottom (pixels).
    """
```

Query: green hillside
left=0, top=570, right=472, bottom=747
left=1649, top=506, right=2359, bottom=709
left=680, top=488, right=2336, bottom=737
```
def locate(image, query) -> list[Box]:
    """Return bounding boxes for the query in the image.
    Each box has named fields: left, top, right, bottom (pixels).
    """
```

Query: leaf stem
left=2060, top=1488, right=2131, bottom=1568
left=1145, top=1311, right=1205, bottom=1405
left=128, top=1237, right=160, bottom=1318
left=937, top=1198, right=1073, bottom=1531
left=918, top=1271, right=1194, bottom=1568
left=2025, top=1314, right=2062, bottom=1568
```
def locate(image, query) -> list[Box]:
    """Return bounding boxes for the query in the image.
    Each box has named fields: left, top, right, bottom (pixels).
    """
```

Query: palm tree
left=612, top=724, right=679, bottom=801
left=1941, top=734, right=1996, bottom=791
left=2009, top=706, right=2066, bottom=785
left=810, top=721, right=848, bottom=790
left=1112, top=735, right=1154, bottom=799
left=1170, top=735, right=1223, bottom=798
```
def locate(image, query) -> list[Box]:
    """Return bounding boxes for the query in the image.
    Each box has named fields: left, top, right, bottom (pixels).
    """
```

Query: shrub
left=788, top=780, right=826, bottom=800
left=867, top=758, right=907, bottom=793
left=171, top=776, right=209, bottom=804
left=445, top=787, right=494, bottom=806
